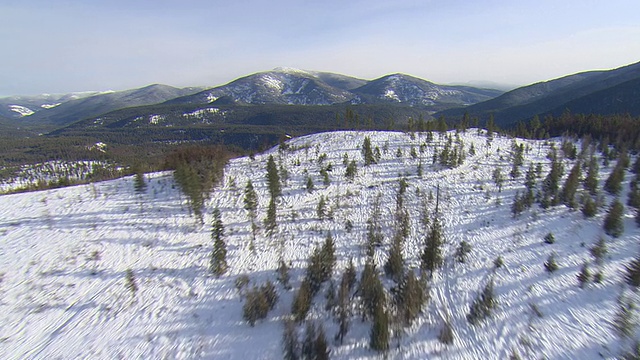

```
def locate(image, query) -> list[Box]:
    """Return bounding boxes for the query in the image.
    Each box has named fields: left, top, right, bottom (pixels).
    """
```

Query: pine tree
left=467, top=279, right=496, bottom=325
left=455, top=240, right=472, bottom=263
left=243, top=288, right=265, bottom=326
left=335, top=274, right=351, bottom=345
left=584, top=155, right=599, bottom=195
left=302, top=321, right=317, bottom=359
left=560, top=161, right=582, bottom=208
left=577, top=261, right=591, bottom=289
left=370, top=301, right=389, bottom=351
left=125, top=268, right=137, bottom=296
left=344, top=258, right=357, bottom=292
left=134, top=171, right=147, bottom=194
left=282, top=319, right=300, bottom=360
left=266, top=155, right=281, bottom=198
left=345, top=160, right=357, bottom=181
left=316, top=195, right=326, bottom=220
left=277, top=260, right=292, bottom=290
left=541, top=149, right=564, bottom=207
left=362, top=136, right=376, bottom=166
left=590, top=236, right=607, bottom=266
left=624, top=253, right=640, bottom=288
left=603, top=199, right=624, bottom=238
left=305, top=175, right=314, bottom=193
left=292, top=279, right=313, bottom=322
left=314, top=324, right=330, bottom=360
left=524, top=164, right=537, bottom=207
left=614, top=292, right=635, bottom=339
left=210, top=208, right=228, bottom=276
left=544, top=253, right=559, bottom=273
left=264, top=196, right=277, bottom=235
left=394, top=269, right=427, bottom=325
left=604, top=162, right=625, bottom=195
left=384, top=233, right=405, bottom=283
left=492, top=167, right=504, bottom=192
left=421, top=216, right=444, bottom=274
left=243, top=180, right=258, bottom=216
left=581, top=195, right=598, bottom=218
left=359, top=260, right=384, bottom=320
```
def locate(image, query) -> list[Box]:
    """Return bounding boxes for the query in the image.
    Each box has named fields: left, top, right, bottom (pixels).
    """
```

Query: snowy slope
left=0, top=130, right=637, bottom=359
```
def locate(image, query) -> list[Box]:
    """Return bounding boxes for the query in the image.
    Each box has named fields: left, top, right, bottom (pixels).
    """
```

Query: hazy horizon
left=1, top=0, right=639, bottom=97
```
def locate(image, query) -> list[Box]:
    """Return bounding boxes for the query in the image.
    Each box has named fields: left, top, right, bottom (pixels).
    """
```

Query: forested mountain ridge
left=437, top=60, right=640, bottom=126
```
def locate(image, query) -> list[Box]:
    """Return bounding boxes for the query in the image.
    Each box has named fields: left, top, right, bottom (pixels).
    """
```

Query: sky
left=1, top=0, right=640, bottom=96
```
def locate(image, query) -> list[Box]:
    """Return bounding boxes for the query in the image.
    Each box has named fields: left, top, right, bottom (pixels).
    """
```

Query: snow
left=0, top=130, right=636, bottom=359
left=149, top=115, right=164, bottom=125
left=260, top=75, right=284, bottom=92
left=40, top=103, right=61, bottom=109
left=8, top=105, right=34, bottom=116
left=384, top=89, right=400, bottom=101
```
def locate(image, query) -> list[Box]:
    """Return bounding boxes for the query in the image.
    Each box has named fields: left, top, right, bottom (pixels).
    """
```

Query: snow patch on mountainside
left=9, top=105, right=34, bottom=116
left=40, top=103, right=61, bottom=109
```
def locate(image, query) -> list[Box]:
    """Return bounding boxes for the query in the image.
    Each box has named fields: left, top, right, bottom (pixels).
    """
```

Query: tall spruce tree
left=561, top=161, right=582, bottom=208
left=266, top=155, right=281, bottom=198
left=603, top=199, right=625, bottom=238
left=421, top=216, right=444, bottom=274
left=210, top=208, right=228, bottom=276
left=362, top=136, right=376, bottom=166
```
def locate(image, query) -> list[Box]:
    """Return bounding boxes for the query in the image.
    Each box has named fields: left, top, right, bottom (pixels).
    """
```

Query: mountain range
left=1, top=61, right=639, bottom=138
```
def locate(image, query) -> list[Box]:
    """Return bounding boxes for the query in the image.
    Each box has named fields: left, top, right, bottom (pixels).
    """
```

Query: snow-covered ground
left=0, top=130, right=637, bottom=359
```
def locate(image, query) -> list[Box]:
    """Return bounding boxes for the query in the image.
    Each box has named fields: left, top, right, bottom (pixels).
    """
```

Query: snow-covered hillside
left=0, top=130, right=637, bottom=359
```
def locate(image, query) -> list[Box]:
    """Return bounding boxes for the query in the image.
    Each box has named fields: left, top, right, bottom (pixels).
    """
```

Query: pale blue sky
left=1, top=0, right=639, bottom=96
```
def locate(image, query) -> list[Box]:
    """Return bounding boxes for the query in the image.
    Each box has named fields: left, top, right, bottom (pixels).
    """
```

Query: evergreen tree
left=581, top=195, right=598, bottom=218
left=590, top=236, right=607, bottom=266
left=292, top=279, right=313, bottom=322
left=344, top=257, right=357, bottom=292
left=335, top=274, right=351, bottom=345
left=210, top=208, right=228, bottom=276
left=614, top=293, right=635, bottom=339
left=384, top=233, right=405, bottom=283
left=604, top=162, right=625, bottom=195
left=125, top=268, right=137, bottom=296
left=509, top=142, right=525, bottom=179
left=358, top=260, right=384, bottom=320
left=492, top=167, right=504, bottom=192
left=577, top=261, right=591, bottom=289
left=316, top=195, right=326, bottom=220
left=305, top=175, right=314, bottom=193
left=345, top=160, right=357, bottom=181
left=264, top=196, right=277, bottom=235
left=243, top=287, right=266, bottom=326
left=624, top=253, right=640, bottom=288
left=394, top=269, right=427, bottom=325
left=524, top=164, right=537, bottom=207
left=583, top=155, right=599, bottom=195
left=302, top=321, right=316, bottom=359
left=455, top=240, right=472, bottom=263
left=421, top=216, right=444, bottom=274
left=134, top=171, right=147, bottom=194
left=560, top=161, right=582, bottom=208
left=540, top=149, right=564, bottom=207
left=544, top=253, right=559, bottom=273
left=282, top=319, right=300, bottom=360
left=370, top=300, right=389, bottom=352
left=243, top=180, right=258, bottom=216
left=362, top=136, right=376, bottom=166
left=314, top=324, right=330, bottom=360
left=277, top=260, right=292, bottom=290
left=467, top=279, right=496, bottom=325
left=603, top=199, right=625, bottom=238
left=266, top=155, right=281, bottom=198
